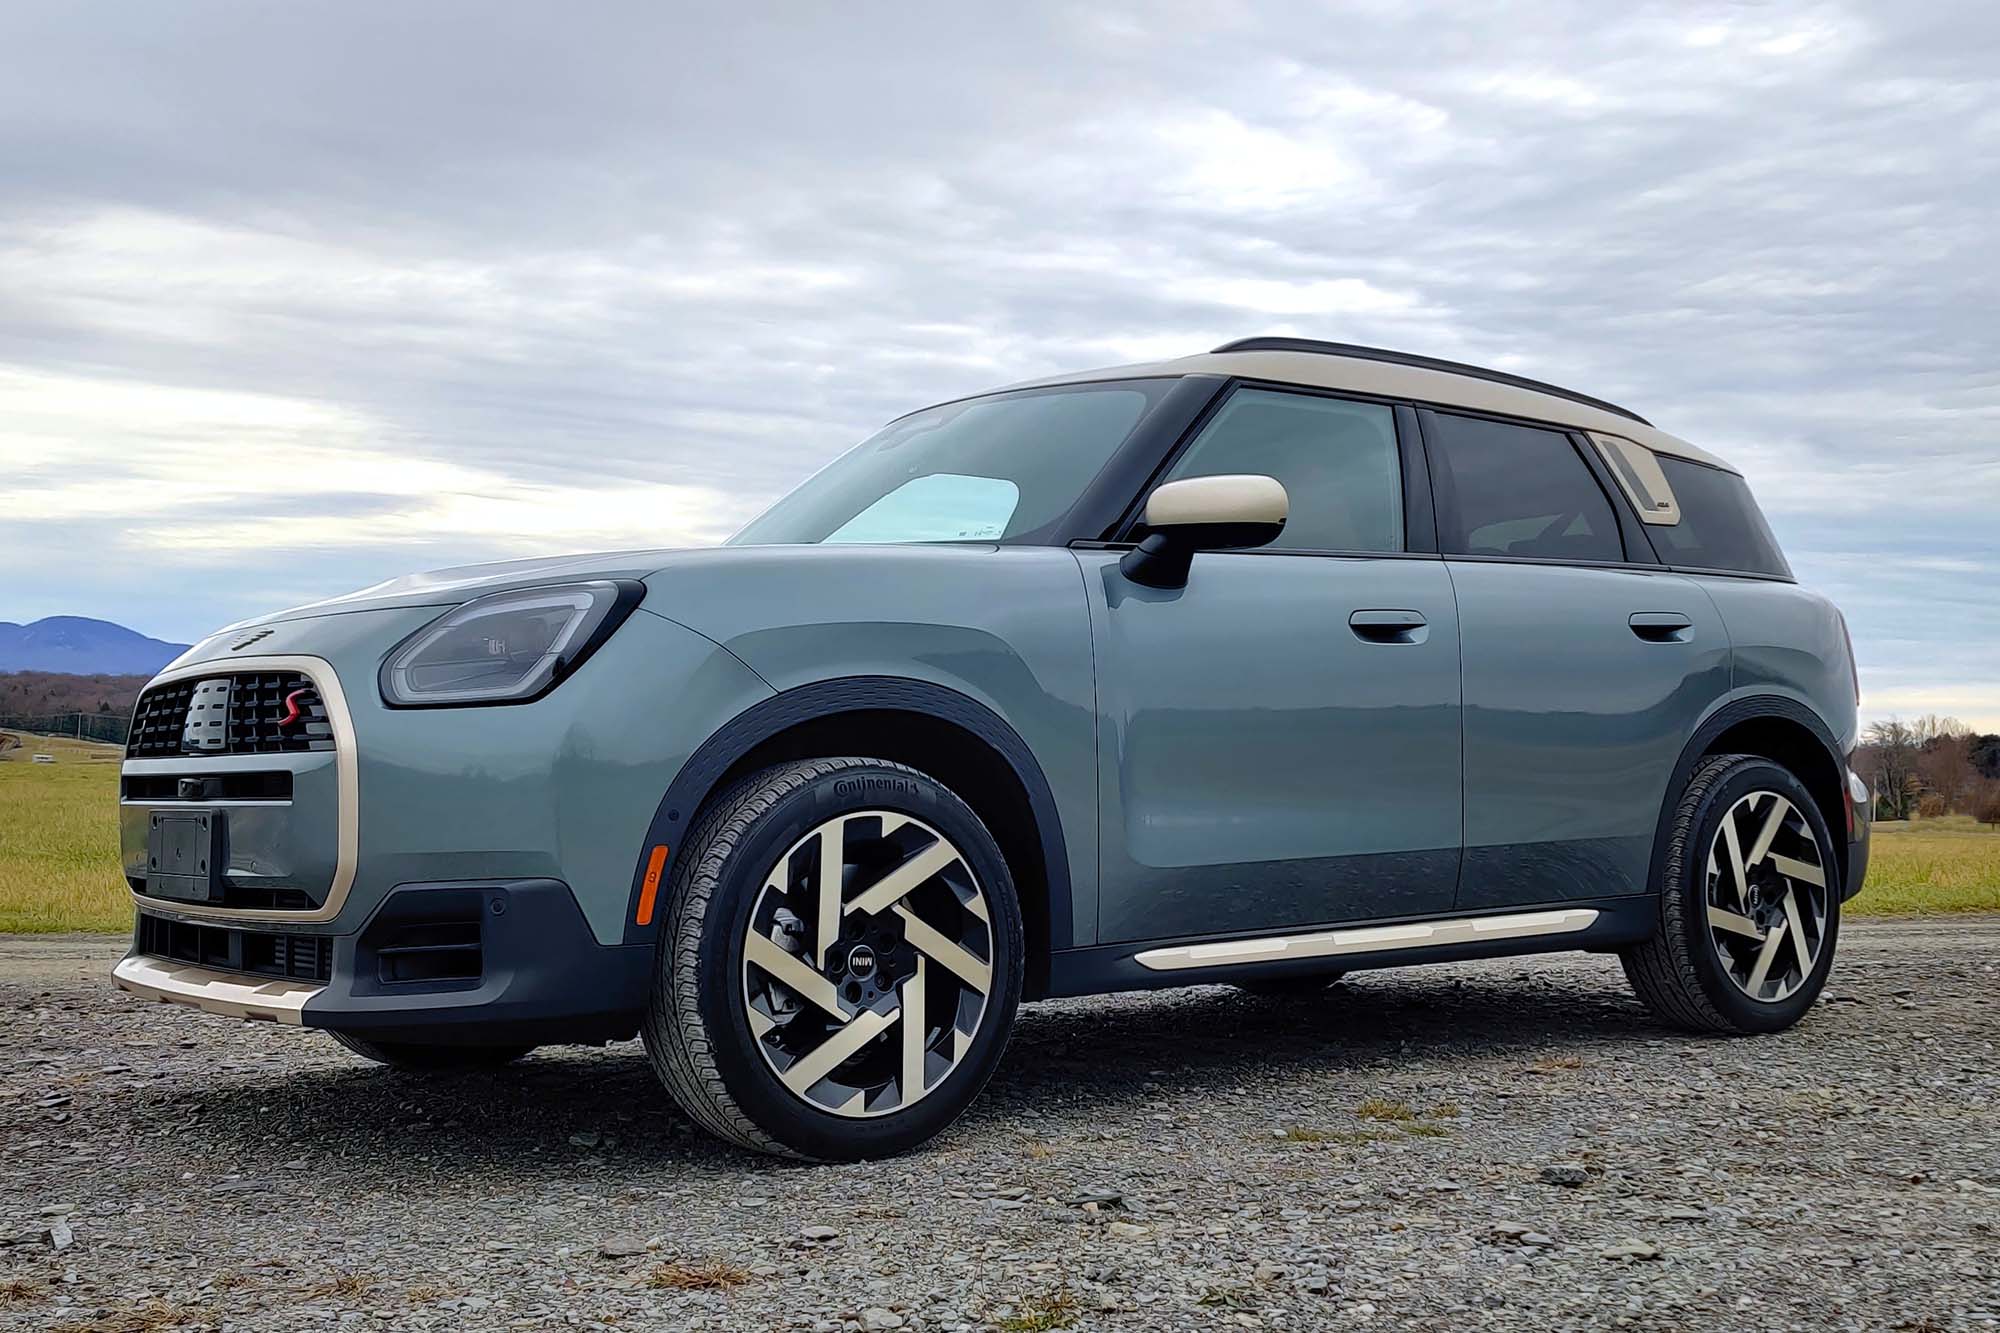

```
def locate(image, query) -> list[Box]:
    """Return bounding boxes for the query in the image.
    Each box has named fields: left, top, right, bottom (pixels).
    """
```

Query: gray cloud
left=1, top=0, right=1995, bottom=721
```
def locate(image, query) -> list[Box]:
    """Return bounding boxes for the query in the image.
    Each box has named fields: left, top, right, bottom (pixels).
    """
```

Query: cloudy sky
left=2, top=1, right=1995, bottom=725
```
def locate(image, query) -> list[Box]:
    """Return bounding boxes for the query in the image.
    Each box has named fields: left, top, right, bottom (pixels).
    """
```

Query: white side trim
left=1132, top=908, right=1601, bottom=972
left=124, top=654, right=358, bottom=924
left=113, top=953, right=323, bottom=1024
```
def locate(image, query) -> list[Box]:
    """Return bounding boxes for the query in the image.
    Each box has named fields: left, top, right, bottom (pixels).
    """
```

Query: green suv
left=114, top=338, right=1869, bottom=1159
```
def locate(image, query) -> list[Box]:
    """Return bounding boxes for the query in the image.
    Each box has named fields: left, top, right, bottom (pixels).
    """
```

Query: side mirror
left=1118, top=474, right=1287, bottom=588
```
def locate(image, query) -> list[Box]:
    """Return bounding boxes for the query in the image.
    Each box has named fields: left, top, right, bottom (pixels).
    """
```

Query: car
left=112, top=336, right=1870, bottom=1160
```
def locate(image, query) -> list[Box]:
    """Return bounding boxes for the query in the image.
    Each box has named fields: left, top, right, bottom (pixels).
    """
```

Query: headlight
left=379, top=580, right=642, bottom=707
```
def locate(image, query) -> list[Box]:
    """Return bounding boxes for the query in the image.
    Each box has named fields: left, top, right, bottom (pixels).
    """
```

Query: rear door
left=1081, top=386, right=1463, bottom=944
left=1421, top=409, right=1730, bottom=909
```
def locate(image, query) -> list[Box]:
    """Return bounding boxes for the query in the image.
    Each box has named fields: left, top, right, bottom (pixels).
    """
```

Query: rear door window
left=1426, top=413, right=1625, bottom=563
left=1644, top=456, right=1792, bottom=577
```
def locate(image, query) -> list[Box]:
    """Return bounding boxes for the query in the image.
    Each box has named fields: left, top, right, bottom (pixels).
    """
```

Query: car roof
left=1001, top=337, right=1732, bottom=471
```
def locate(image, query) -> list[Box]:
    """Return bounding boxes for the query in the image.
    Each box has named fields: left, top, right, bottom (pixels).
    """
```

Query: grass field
left=0, top=735, right=127, bottom=933
left=2, top=744, right=1997, bottom=932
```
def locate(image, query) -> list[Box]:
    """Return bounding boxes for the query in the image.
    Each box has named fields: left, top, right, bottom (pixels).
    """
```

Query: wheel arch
left=620, top=677, right=1071, bottom=997
left=1655, top=695, right=1849, bottom=894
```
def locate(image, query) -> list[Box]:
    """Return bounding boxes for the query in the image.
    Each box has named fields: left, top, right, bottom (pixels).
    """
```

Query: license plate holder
left=146, top=810, right=224, bottom=902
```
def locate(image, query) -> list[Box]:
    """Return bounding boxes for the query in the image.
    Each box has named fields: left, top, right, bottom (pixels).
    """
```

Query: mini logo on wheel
left=846, top=944, right=878, bottom=978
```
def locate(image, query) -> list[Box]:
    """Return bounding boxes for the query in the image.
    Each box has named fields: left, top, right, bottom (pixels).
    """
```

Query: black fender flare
left=1650, top=693, right=1847, bottom=897
left=618, top=676, right=1074, bottom=952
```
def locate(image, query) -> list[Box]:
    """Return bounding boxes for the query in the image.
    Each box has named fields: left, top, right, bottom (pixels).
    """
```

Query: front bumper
left=118, top=878, right=654, bottom=1045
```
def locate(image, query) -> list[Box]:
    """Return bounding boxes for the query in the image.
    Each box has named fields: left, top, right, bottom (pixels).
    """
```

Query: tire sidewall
left=1675, top=758, right=1842, bottom=1033
left=690, top=762, right=1025, bottom=1160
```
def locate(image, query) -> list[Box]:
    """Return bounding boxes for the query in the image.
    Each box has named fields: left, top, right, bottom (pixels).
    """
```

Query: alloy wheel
left=741, top=810, right=993, bottom=1117
left=1702, top=790, right=1830, bottom=1002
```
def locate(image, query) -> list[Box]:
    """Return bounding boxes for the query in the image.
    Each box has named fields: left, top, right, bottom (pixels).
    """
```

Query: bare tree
left=1911, top=715, right=1978, bottom=814
left=1975, top=780, right=2000, bottom=831
left=1861, top=718, right=1919, bottom=821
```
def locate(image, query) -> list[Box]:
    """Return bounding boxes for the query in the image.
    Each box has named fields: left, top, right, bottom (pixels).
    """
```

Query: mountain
left=0, top=617, right=190, bottom=675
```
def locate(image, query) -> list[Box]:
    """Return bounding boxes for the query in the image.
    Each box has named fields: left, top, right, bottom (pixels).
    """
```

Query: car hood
left=227, top=549, right=692, bottom=628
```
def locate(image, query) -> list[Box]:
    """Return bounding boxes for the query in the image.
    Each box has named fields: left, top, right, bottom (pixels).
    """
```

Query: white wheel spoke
left=1768, top=853, right=1825, bottom=889
left=846, top=838, right=959, bottom=918
left=1745, top=795, right=1791, bottom=867
left=1782, top=889, right=1813, bottom=969
left=899, top=957, right=927, bottom=1101
left=744, top=932, right=846, bottom=1020
left=1744, top=918, right=1788, bottom=995
left=780, top=1005, right=898, bottom=1095
left=894, top=905, right=991, bottom=994
left=814, top=816, right=847, bottom=968
left=1707, top=906, right=1765, bottom=941
left=1718, top=813, right=1751, bottom=908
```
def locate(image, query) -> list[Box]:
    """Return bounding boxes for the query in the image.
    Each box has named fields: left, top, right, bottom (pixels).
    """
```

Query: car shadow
left=149, top=963, right=1664, bottom=1178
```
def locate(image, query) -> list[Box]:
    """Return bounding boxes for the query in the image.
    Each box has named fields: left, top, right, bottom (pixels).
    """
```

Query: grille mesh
left=126, top=672, right=333, bottom=758
left=135, top=914, right=333, bottom=983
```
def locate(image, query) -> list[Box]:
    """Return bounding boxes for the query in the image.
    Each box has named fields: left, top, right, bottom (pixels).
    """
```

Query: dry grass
left=1355, top=1097, right=1417, bottom=1121
left=995, top=1291, right=1080, bottom=1332
left=642, top=1260, right=756, bottom=1291
left=0, top=1278, right=45, bottom=1307
left=49, top=1302, right=196, bottom=1333
left=1527, top=1054, right=1587, bottom=1074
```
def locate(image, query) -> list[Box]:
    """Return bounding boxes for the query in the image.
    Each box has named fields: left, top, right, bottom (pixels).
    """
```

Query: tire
left=1232, top=972, right=1346, bottom=998
left=1621, top=753, right=1841, bottom=1034
left=643, top=758, right=1026, bottom=1161
left=329, top=1032, right=536, bottom=1070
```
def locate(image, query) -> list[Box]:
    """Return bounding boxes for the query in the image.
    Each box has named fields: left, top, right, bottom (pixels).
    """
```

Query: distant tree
left=1976, top=781, right=2000, bottom=830
left=1972, top=734, right=2000, bottom=782
left=1862, top=718, right=1920, bottom=821
left=1915, top=719, right=1979, bottom=814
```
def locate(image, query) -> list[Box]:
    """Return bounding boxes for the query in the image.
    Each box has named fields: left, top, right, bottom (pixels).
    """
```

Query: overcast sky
left=2, top=1, right=1995, bottom=726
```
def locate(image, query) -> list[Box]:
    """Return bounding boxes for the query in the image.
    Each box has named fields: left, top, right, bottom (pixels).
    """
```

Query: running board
left=1132, top=908, right=1601, bottom=972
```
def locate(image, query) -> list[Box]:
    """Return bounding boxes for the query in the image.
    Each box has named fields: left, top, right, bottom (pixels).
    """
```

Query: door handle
left=1349, top=610, right=1428, bottom=645
left=1629, top=612, right=1694, bottom=643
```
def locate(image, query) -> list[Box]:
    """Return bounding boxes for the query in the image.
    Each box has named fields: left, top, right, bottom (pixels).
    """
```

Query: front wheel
left=643, top=758, right=1025, bottom=1160
left=1622, top=753, right=1840, bottom=1034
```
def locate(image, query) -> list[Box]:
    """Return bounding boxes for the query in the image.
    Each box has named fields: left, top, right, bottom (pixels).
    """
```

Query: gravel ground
left=2, top=920, right=1996, bottom=1332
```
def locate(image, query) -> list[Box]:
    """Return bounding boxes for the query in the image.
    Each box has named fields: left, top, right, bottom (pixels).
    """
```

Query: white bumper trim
left=113, top=953, right=323, bottom=1024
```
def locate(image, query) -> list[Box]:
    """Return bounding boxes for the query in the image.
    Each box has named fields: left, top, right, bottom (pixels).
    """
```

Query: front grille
left=135, top=914, right=333, bottom=983
left=127, top=671, right=334, bottom=758
left=121, top=771, right=294, bottom=801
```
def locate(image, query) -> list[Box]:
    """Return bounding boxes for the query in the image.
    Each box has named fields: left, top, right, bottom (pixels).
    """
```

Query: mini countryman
left=114, top=337, right=1869, bottom=1159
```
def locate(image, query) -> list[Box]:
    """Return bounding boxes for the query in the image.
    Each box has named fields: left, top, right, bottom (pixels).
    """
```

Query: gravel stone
left=1, top=920, right=1996, bottom=1330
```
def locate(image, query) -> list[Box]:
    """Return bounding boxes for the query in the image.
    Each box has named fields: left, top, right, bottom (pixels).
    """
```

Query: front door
left=1081, top=386, right=1464, bottom=944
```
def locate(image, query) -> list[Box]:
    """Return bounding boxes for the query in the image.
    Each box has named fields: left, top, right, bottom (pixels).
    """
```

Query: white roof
left=1005, top=347, right=1730, bottom=471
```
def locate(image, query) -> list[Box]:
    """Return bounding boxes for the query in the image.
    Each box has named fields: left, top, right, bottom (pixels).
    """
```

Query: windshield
left=729, top=381, right=1169, bottom=546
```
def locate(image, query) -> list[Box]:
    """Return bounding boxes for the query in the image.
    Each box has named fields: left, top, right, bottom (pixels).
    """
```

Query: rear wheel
left=643, top=758, right=1025, bottom=1160
left=1622, top=754, right=1840, bottom=1034
left=329, top=1033, right=536, bottom=1070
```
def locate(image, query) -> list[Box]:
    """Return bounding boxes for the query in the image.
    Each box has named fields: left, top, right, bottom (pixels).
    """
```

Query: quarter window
left=1427, top=413, right=1624, bottom=563
left=1158, top=389, right=1404, bottom=552
left=1645, top=456, right=1791, bottom=577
